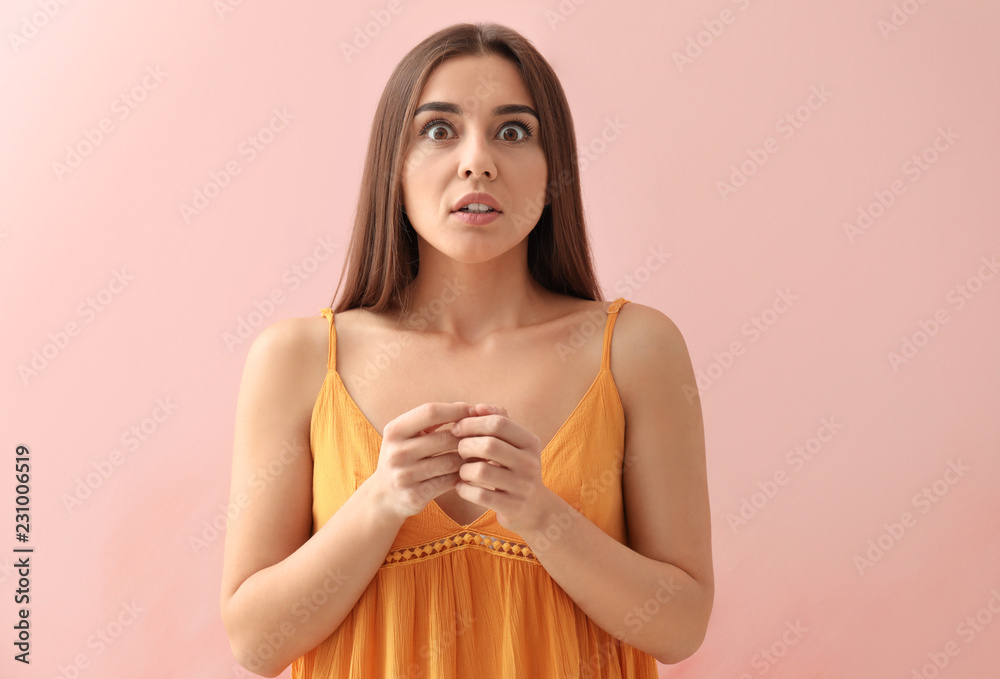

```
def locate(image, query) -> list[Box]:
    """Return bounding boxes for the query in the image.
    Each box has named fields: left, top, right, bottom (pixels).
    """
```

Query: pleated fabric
left=291, top=297, right=659, bottom=678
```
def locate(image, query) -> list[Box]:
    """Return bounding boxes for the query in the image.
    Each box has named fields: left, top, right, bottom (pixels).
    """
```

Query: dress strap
left=601, top=297, right=629, bottom=370
left=319, top=308, right=336, bottom=371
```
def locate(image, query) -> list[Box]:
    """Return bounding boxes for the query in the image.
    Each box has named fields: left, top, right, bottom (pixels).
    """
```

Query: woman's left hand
left=451, top=403, right=555, bottom=535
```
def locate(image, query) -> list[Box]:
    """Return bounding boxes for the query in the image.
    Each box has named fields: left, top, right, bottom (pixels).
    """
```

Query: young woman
left=220, top=22, right=712, bottom=678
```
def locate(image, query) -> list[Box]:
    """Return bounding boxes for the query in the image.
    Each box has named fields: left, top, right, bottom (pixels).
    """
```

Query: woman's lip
left=451, top=210, right=502, bottom=225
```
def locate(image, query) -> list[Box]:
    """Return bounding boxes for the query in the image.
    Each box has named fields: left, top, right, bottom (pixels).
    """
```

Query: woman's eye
left=425, top=123, right=453, bottom=141
left=498, top=123, right=527, bottom=143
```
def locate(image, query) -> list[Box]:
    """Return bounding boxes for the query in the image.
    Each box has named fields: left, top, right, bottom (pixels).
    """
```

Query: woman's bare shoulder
left=611, top=301, right=694, bottom=406
left=241, top=312, right=338, bottom=405
left=251, top=312, right=328, bottom=360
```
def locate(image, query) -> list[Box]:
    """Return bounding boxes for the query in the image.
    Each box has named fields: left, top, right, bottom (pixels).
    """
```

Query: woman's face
left=401, top=54, right=548, bottom=264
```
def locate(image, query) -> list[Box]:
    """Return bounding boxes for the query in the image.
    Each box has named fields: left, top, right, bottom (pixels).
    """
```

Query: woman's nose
left=457, top=131, right=497, bottom=179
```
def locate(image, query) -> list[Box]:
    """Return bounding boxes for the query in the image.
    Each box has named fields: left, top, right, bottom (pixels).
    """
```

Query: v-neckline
left=329, top=366, right=608, bottom=529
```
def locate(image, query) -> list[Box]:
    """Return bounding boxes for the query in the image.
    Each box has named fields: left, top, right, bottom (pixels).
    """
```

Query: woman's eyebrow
left=413, top=102, right=539, bottom=120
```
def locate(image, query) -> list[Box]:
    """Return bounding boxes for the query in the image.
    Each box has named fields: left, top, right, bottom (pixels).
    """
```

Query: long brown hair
left=330, top=22, right=602, bottom=315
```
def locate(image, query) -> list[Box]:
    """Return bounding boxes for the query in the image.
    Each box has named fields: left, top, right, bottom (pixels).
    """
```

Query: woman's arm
left=219, top=319, right=407, bottom=677
left=519, top=303, right=713, bottom=664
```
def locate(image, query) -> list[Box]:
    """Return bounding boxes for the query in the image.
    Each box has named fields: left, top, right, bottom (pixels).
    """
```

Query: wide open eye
left=498, top=120, right=533, bottom=143
left=420, top=120, right=456, bottom=141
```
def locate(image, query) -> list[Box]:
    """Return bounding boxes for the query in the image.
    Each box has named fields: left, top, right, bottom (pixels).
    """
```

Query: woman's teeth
left=459, top=203, right=495, bottom=213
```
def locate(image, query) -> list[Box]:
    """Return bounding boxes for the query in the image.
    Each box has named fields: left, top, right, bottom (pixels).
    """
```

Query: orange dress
left=291, top=297, right=659, bottom=678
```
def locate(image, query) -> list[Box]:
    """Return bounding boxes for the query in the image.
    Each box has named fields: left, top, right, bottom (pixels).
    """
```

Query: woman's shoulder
left=242, top=311, right=339, bottom=390
left=609, top=299, right=695, bottom=408
left=556, top=295, right=680, bottom=335
left=615, top=298, right=681, bottom=332
left=252, top=311, right=330, bottom=355
left=261, top=306, right=382, bottom=346
left=611, top=299, right=690, bottom=361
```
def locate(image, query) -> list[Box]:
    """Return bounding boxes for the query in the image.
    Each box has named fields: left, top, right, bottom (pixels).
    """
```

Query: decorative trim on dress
left=382, top=531, right=537, bottom=568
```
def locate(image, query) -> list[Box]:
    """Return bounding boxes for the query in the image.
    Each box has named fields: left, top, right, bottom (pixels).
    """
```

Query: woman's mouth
left=455, top=203, right=498, bottom=214
left=451, top=207, right=502, bottom=225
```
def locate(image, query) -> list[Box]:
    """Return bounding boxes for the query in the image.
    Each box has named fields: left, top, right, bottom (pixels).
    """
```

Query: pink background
left=2, top=1, right=998, bottom=677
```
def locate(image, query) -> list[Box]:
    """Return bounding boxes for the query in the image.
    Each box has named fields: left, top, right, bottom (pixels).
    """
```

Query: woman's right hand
left=368, top=402, right=474, bottom=521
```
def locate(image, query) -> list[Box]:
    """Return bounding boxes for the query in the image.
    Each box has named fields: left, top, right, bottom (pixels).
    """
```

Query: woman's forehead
left=418, top=55, right=534, bottom=111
